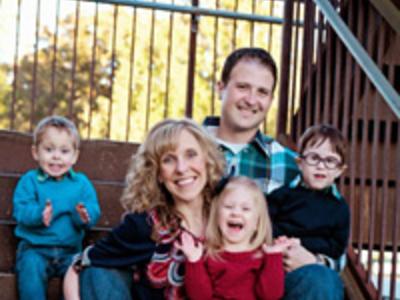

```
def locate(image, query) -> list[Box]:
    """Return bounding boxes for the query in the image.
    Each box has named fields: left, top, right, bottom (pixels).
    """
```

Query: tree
left=1, top=0, right=282, bottom=141
left=1, top=11, right=116, bottom=135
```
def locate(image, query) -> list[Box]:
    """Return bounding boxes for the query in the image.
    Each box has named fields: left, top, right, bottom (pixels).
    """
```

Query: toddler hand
left=76, top=203, right=90, bottom=224
left=174, top=231, right=203, bottom=262
left=263, top=241, right=289, bottom=254
left=273, top=236, right=301, bottom=252
left=286, top=237, right=301, bottom=247
left=275, top=235, right=290, bottom=245
left=42, top=200, right=53, bottom=227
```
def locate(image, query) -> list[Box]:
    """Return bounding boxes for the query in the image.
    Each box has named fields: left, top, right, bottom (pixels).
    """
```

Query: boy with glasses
left=268, top=124, right=350, bottom=278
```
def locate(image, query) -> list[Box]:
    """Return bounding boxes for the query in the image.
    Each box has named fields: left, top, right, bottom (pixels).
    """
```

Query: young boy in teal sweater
left=13, top=116, right=101, bottom=300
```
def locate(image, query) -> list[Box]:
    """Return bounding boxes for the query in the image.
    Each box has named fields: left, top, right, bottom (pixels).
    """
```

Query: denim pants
left=15, top=241, right=77, bottom=300
left=80, top=267, right=164, bottom=300
left=283, top=264, right=344, bottom=300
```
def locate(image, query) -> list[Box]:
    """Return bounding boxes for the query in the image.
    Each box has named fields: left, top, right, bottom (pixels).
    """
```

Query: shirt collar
left=289, top=174, right=342, bottom=200
left=37, top=168, right=77, bottom=182
left=203, top=116, right=271, bottom=155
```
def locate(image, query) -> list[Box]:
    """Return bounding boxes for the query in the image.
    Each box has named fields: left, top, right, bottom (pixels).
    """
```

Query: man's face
left=218, top=59, right=275, bottom=138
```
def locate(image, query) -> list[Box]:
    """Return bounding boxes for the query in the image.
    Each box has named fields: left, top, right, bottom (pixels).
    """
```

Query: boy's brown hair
left=298, top=124, right=347, bottom=164
left=33, top=115, right=80, bottom=149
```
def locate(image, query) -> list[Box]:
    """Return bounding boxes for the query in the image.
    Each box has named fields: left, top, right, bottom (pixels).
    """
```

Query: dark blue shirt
left=267, top=177, right=350, bottom=259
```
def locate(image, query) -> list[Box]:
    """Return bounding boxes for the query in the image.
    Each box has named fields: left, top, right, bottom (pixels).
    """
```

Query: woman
left=63, top=118, right=225, bottom=300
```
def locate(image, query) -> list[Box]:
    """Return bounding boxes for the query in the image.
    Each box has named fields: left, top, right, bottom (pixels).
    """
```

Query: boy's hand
left=42, top=200, right=53, bottom=227
left=76, top=203, right=90, bottom=224
left=174, top=231, right=203, bottom=262
left=283, top=243, right=317, bottom=272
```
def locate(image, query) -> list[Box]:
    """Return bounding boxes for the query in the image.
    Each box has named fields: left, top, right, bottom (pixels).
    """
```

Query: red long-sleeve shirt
left=185, top=250, right=284, bottom=300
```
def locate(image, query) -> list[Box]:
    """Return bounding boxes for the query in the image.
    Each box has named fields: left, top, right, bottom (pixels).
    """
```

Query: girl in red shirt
left=176, top=176, right=288, bottom=300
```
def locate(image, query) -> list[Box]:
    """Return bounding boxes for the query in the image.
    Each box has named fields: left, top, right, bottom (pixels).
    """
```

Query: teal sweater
left=13, top=169, right=101, bottom=250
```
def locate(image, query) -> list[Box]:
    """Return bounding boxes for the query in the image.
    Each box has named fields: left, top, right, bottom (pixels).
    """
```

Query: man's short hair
left=220, top=47, right=278, bottom=91
left=298, top=124, right=347, bottom=164
left=33, top=115, right=80, bottom=149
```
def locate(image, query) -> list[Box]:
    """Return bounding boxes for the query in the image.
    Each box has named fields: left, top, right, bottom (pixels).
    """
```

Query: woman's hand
left=174, top=231, right=203, bottom=262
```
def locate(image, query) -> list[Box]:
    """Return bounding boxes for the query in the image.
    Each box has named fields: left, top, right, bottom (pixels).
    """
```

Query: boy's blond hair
left=33, top=115, right=80, bottom=149
left=205, top=176, right=272, bottom=258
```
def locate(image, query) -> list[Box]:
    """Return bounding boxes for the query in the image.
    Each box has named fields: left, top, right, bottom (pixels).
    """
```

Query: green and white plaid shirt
left=203, top=116, right=299, bottom=195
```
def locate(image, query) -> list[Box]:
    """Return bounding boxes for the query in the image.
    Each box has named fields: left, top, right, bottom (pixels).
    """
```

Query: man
left=203, top=48, right=344, bottom=300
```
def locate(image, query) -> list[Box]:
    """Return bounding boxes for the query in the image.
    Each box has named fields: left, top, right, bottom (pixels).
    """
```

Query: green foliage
left=1, top=11, right=118, bottom=135
left=0, top=64, right=12, bottom=128
left=0, top=0, right=281, bottom=141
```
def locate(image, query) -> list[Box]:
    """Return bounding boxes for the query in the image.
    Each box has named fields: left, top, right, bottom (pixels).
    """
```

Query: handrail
left=79, top=0, right=293, bottom=24
left=313, top=0, right=400, bottom=119
left=369, top=0, right=400, bottom=35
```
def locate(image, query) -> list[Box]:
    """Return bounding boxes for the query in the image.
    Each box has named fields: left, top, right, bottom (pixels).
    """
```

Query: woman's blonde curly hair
left=120, top=118, right=225, bottom=241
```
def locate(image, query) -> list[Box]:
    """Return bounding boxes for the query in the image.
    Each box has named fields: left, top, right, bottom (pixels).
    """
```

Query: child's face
left=217, top=186, right=259, bottom=251
left=32, top=127, right=79, bottom=179
left=298, top=139, right=345, bottom=190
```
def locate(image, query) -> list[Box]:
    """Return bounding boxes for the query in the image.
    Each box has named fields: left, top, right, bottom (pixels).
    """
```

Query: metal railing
left=278, top=0, right=400, bottom=299
left=0, top=0, right=289, bottom=142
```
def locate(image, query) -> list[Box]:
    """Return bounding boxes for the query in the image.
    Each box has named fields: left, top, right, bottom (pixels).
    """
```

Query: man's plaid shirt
left=203, top=116, right=299, bottom=195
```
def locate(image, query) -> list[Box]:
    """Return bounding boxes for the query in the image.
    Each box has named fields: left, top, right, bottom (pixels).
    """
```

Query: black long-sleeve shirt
left=82, top=212, right=157, bottom=268
left=267, top=183, right=350, bottom=259
left=79, top=212, right=166, bottom=300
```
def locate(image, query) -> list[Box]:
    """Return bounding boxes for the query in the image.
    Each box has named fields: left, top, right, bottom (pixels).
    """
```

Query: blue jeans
left=16, top=241, right=77, bottom=300
left=283, top=264, right=344, bottom=300
left=79, top=267, right=163, bottom=300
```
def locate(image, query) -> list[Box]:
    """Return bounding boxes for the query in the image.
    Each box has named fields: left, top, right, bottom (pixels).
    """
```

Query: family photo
left=0, top=0, right=398, bottom=299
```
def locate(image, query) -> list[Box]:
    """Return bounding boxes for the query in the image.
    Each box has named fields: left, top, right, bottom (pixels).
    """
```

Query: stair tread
left=0, top=271, right=63, bottom=300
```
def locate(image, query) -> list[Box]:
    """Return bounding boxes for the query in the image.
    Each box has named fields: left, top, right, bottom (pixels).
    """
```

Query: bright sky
left=0, top=0, right=282, bottom=64
left=0, top=0, right=82, bottom=64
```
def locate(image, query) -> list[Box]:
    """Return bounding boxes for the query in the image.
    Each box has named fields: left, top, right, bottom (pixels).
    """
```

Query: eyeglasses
left=300, top=152, right=343, bottom=170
